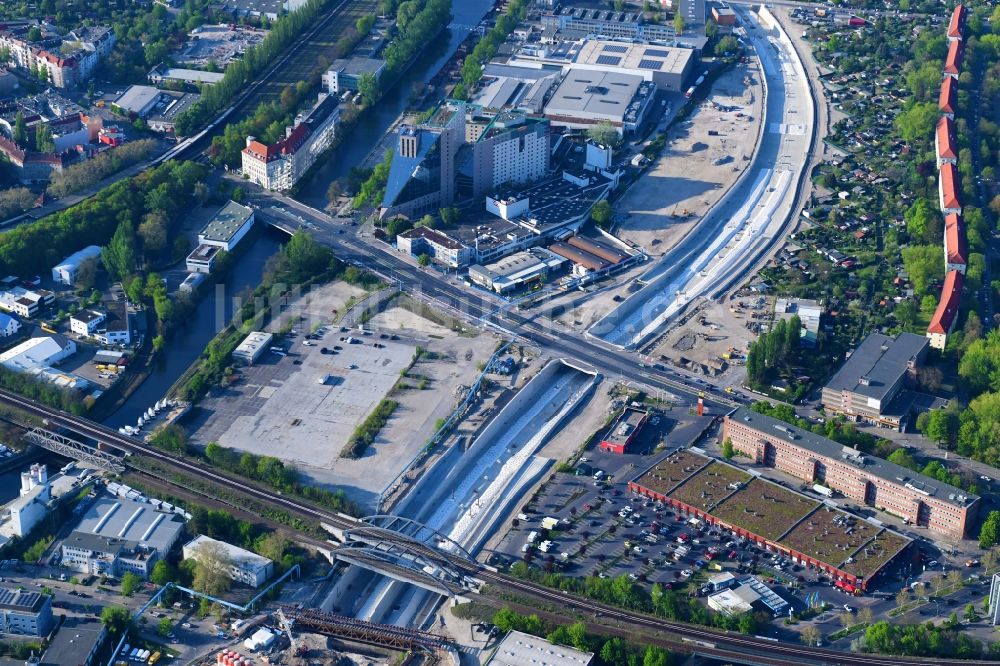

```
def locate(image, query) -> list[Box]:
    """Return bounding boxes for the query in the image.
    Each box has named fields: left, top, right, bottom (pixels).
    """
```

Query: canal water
left=294, top=0, right=497, bottom=207
left=105, top=229, right=284, bottom=429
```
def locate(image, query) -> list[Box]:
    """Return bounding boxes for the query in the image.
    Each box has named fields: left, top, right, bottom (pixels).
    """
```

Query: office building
left=52, top=245, right=102, bottom=285
left=186, top=244, right=223, bottom=274
left=487, top=630, right=594, bottom=666
left=0, top=286, right=53, bottom=318
left=927, top=270, right=964, bottom=351
left=232, top=331, right=274, bottom=365
left=540, top=9, right=675, bottom=43
left=322, top=57, right=386, bottom=94
left=183, top=535, right=274, bottom=588
left=571, top=40, right=695, bottom=91
left=472, top=112, right=549, bottom=198
left=242, top=93, right=340, bottom=191
left=468, top=247, right=566, bottom=294
left=70, top=310, right=105, bottom=337
left=198, top=201, right=256, bottom=252
left=0, top=587, right=53, bottom=637
left=397, top=227, right=474, bottom=268
left=599, top=406, right=648, bottom=454
left=97, top=301, right=132, bottom=346
left=677, top=0, right=707, bottom=26
left=61, top=495, right=185, bottom=576
left=723, top=407, right=978, bottom=539
left=820, top=332, right=928, bottom=428
left=381, top=100, right=466, bottom=219
left=544, top=69, right=657, bottom=134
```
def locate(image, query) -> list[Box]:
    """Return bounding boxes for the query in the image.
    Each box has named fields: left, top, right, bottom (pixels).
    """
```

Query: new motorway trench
left=319, top=360, right=599, bottom=627
left=591, top=6, right=813, bottom=350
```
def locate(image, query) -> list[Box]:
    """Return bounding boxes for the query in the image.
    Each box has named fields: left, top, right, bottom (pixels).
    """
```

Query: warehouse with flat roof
left=544, top=69, right=656, bottom=133
left=198, top=201, right=256, bottom=251
left=573, top=40, right=695, bottom=91
left=232, top=331, right=274, bottom=365
left=488, top=630, right=594, bottom=666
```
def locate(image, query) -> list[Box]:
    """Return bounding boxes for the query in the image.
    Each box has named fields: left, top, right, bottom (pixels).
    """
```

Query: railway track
left=4, top=387, right=999, bottom=664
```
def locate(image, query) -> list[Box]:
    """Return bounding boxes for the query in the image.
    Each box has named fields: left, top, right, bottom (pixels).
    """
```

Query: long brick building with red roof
left=927, top=270, right=964, bottom=350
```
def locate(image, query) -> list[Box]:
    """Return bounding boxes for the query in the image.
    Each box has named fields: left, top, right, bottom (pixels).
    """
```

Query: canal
left=105, top=229, right=285, bottom=429
left=294, top=0, right=496, bottom=208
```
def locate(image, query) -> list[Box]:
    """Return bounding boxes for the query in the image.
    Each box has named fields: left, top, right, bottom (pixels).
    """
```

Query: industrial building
left=197, top=201, right=256, bottom=252
left=52, top=245, right=101, bottom=285
left=474, top=64, right=561, bottom=113
left=0, top=335, right=76, bottom=373
left=773, top=298, right=822, bottom=348
left=540, top=9, right=675, bottom=44
left=322, top=57, right=386, bottom=93
left=471, top=112, right=550, bottom=198
left=487, top=630, right=594, bottom=666
left=599, top=406, right=648, bottom=454
left=241, top=93, right=341, bottom=191
left=232, top=331, right=274, bottom=365
left=0, top=587, right=53, bottom=637
left=629, top=450, right=912, bottom=591
left=147, top=64, right=225, bottom=86
left=927, top=270, right=964, bottom=351
left=820, top=332, right=929, bottom=428
left=112, top=85, right=164, bottom=117
left=0, top=464, right=50, bottom=539
left=548, top=234, right=631, bottom=275
left=707, top=577, right=787, bottom=617
left=380, top=101, right=466, bottom=219
left=544, top=69, right=656, bottom=133
left=186, top=243, right=223, bottom=274
left=39, top=616, right=106, bottom=666
left=468, top=247, right=566, bottom=294
left=571, top=40, right=695, bottom=91
left=61, top=495, right=185, bottom=577
left=723, top=407, right=978, bottom=539
left=183, top=535, right=274, bottom=588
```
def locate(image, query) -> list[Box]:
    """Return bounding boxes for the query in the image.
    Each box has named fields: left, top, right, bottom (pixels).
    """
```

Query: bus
left=685, top=86, right=696, bottom=98
left=149, top=651, right=162, bottom=665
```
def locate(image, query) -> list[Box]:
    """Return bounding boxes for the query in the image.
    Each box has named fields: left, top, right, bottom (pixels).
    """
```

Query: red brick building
left=599, top=407, right=648, bottom=454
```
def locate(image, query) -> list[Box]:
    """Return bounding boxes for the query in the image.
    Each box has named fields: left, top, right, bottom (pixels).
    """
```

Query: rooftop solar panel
left=644, top=48, right=670, bottom=57
left=595, top=54, right=623, bottom=65
left=601, top=44, right=628, bottom=53
left=638, top=59, right=664, bottom=70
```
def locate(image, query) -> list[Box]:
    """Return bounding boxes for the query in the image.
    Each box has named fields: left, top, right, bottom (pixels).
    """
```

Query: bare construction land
left=615, top=60, right=764, bottom=255
left=187, top=287, right=496, bottom=507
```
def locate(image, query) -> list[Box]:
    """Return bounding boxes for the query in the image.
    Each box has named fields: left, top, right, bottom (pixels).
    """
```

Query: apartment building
left=0, top=25, right=114, bottom=88
left=723, top=407, right=978, bottom=539
left=241, top=94, right=340, bottom=191
left=820, top=332, right=928, bottom=428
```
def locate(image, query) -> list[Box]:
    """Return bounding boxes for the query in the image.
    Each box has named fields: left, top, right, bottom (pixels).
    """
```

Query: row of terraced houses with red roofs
left=928, top=4, right=969, bottom=350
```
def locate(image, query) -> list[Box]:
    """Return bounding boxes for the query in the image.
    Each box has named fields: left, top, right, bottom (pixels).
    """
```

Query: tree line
left=453, top=0, right=527, bottom=99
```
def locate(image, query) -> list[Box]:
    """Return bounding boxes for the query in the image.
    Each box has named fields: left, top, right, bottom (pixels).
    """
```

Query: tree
left=599, top=638, right=627, bottom=665
left=358, top=72, right=379, bottom=106
left=257, top=533, right=290, bottom=563
left=722, top=437, right=735, bottom=459
left=642, top=646, right=669, bottom=666
left=901, top=245, right=944, bottom=297
left=439, top=207, right=461, bottom=226
left=965, top=603, right=977, bottom=622
left=417, top=253, right=431, bottom=266
left=100, top=606, right=132, bottom=634
left=673, top=12, right=685, bottom=35
left=896, top=101, right=938, bottom=144
left=715, top=36, right=739, bottom=56
left=74, top=257, right=99, bottom=291
left=34, top=124, right=54, bottom=153
left=591, top=200, right=613, bottom=229
left=840, top=611, right=855, bottom=628
left=980, top=511, right=1000, bottom=549
left=799, top=625, right=820, bottom=646
left=192, top=540, right=234, bottom=596
left=705, top=19, right=719, bottom=39
left=895, top=587, right=910, bottom=608
left=13, top=111, right=26, bottom=147
left=121, top=571, right=141, bottom=596
left=138, top=211, right=169, bottom=259
left=158, top=617, right=173, bottom=636
left=856, top=606, right=874, bottom=625
left=102, top=221, right=138, bottom=281
left=586, top=122, right=619, bottom=148
left=150, top=559, right=174, bottom=586
left=887, top=448, right=918, bottom=471
left=326, top=180, right=343, bottom=203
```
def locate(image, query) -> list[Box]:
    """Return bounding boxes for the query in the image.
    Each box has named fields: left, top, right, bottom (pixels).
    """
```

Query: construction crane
left=276, top=608, right=306, bottom=661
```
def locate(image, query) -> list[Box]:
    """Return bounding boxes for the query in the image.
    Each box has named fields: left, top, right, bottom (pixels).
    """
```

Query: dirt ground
left=614, top=59, right=764, bottom=255
left=649, top=297, right=768, bottom=385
